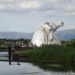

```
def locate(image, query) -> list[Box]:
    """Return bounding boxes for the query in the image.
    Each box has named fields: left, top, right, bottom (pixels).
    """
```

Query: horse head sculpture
left=31, top=21, right=64, bottom=47
left=51, top=21, right=64, bottom=31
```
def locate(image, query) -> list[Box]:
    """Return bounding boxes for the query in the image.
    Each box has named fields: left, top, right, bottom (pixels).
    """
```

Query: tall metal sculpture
left=31, top=21, right=64, bottom=47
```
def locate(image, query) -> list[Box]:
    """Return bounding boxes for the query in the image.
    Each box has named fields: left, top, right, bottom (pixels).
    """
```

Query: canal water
left=0, top=52, right=75, bottom=75
left=0, top=51, right=8, bottom=60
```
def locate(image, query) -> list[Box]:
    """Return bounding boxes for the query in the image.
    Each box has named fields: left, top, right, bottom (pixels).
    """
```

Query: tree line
left=0, top=38, right=75, bottom=47
left=61, top=39, right=75, bottom=47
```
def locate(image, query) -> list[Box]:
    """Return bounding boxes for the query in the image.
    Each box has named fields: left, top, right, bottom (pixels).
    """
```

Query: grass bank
left=20, top=46, right=75, bottom=65
left=19, top=46, right=75, bottom=71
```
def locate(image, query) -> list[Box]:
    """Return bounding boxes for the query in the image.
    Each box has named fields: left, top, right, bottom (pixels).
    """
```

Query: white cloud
left=43, top=0, right=58, bottom=3
left=0, top=0, right=75, bottom=18
left=0, top=0, right=60, bottom=11
left=30, top=10, right=55, bottom=17
left=0, top=0, right=15, bottom=2
left=42, top=0, right=72, bottom=3
left=64, top=12, right=75, bottom=16
left=0, top=3, right=16, bottom=10
left=0, top=4, right=5, bottom=10
left=0, top=1, right=41, bottom=11
left=19, top=1, right=41, bottom=9
left=40, top=10, right=55, bottom=16
left=67, top=5, right=75, bottom=11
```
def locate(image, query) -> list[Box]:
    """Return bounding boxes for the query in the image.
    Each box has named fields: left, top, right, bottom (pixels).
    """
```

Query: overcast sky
left=0, top=0, right=75, bottom=33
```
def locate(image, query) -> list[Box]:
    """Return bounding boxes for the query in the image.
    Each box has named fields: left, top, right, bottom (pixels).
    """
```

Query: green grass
left=0, top=45, right=8, bottom=49
left=19, top=45, right=75, bottom=65
left=19, top=46, right=75, bottom=71
left=19, top=49, right=34, bottom=54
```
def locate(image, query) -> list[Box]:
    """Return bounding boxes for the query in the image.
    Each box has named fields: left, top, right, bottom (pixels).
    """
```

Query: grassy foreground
left=20, top=46, right=75, bottom=65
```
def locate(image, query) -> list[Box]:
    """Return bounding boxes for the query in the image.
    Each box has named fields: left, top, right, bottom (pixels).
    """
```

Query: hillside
left=0, top=29, right=75, bottom=40
left=0, top=32, right=32, bottom=39
left=56, top=29, right=75, bottom=40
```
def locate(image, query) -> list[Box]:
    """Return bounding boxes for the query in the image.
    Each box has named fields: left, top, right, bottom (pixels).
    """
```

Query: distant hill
left=56, top=29, right=75, bottom=40
left=0, top=32, right=33, bottom=39
left=0, top=29, right=75, bottom=40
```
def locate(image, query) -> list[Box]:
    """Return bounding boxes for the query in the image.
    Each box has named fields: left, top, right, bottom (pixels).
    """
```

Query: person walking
left=8, top=45, right=11, bottom=65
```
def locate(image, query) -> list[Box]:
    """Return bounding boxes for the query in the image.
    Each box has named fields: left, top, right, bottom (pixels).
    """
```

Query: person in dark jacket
left=8, top=45, right=11, bottom=65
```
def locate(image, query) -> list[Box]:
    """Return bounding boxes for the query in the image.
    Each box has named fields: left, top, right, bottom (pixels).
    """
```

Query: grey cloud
left=0, top=0, right=75, bottom=17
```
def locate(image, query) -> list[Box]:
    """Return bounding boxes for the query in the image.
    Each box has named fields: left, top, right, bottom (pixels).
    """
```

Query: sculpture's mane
left=37, top=22, right=50, bottom=30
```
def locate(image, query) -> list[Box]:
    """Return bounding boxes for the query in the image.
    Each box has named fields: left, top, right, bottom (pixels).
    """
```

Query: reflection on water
left=0, top=61, right=75, bottom=75
left=30, top=60, right=75, bottom=73
left=0, top=52, right=8, bottom=60
left=0, top=61, right=40, bottom=75
left=0, top=52, right=8, bottom=54
left=0, top=52, right=75, bottom=75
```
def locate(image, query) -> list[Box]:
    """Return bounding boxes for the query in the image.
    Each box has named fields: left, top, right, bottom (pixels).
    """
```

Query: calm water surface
left=0, top=61, right=75, bottom=75
left=0, top=51, right=8, bottom=60
left=0, top=52, right=75, bottom=75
